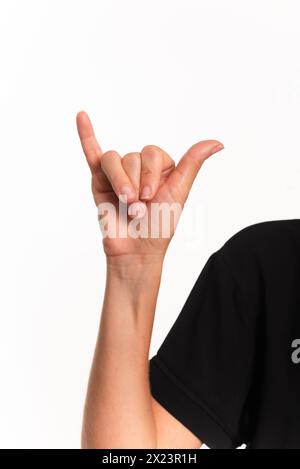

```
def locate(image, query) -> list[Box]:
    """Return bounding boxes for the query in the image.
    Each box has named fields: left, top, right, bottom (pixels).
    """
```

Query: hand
left=76, top=111, right=223, bottom=263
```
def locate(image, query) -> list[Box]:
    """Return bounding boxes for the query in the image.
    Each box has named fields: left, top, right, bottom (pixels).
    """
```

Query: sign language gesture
left=76, top=111, right=223, bottom=261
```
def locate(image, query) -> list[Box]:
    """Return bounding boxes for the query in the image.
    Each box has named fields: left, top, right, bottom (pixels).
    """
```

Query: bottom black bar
left=0, top=449, right=241, bottom=465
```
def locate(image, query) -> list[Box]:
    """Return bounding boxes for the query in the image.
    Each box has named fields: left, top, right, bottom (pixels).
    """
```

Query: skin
left=76, top=111, right=224, bottom=449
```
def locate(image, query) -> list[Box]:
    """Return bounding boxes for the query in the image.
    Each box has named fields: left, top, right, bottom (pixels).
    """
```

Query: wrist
left=105, top=254, right=164, bottom=302
left=106, top=253, right=164, bottom=277
left=104, top=254, right=163, bottom=341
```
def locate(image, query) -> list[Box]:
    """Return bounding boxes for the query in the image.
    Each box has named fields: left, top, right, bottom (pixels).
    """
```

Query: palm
left=91, top=165, right=177, bottom=258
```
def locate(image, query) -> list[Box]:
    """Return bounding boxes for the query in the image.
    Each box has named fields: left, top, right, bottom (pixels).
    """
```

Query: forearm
left=81, top=255, right=164, bottom=449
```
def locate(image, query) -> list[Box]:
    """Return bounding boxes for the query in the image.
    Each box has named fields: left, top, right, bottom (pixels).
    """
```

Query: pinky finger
left=76, top=111, right=103, bottom=173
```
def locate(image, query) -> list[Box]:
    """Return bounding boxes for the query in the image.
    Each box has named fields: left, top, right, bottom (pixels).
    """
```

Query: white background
left=0, top=0, right=300, bottom=449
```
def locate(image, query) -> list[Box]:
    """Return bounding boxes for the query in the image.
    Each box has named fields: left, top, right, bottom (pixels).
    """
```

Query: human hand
left=76, top=111, right=223, bottom=264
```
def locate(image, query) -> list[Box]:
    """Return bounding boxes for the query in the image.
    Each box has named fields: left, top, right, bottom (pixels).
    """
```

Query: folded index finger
left=76, top=111, right=103, bottom=173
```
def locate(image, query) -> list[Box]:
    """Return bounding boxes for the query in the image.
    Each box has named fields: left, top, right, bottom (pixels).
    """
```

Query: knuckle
left=123, top=152, right=140, bottom=160
left=84, top=139, right=101, bottom=157
left=141, top=167, right=155, bottom=176
left=141, top=144, right=161, bottom=157
left=101, top=150, right=119, bottom=162
left=141, top=146, right=162, bottom=176
left=185, top=154, right=203, bottom=171
left=100, top=151, right=119, bottom=172
left=89, top=148, right=101, bottom=160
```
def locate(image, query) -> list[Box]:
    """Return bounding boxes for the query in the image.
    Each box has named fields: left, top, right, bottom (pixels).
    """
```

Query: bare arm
left=82, top=256, right=201, bottom=449
left=82, top=257, right=161, bottom=448
left=76, top=111, right=223, bottom=448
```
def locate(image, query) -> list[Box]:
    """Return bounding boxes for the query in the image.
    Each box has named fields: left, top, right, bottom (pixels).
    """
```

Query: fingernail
left=128, top=202, right=147, bottom=219
left=210, top=143, right=224, bottom=155
left=141, top=185, right=152, bottom=199
left=119, top=185, right=135, bottom=201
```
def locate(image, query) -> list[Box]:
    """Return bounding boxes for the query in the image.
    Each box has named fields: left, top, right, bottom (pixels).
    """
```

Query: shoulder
left=215, top=219, right=300, bottom=274
left=221, top=219, right=299, bottom=253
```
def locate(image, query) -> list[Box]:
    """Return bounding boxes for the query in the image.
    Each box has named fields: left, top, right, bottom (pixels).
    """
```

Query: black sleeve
left=149, top=251, right=255, bottom=449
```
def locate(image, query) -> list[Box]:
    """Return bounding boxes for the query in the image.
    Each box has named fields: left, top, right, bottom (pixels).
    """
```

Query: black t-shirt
left=149, top=220, right=300, bottom=449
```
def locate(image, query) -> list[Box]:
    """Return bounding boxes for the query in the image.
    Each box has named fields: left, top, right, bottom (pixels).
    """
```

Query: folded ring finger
left=122, top=152, right=147, bottom=219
